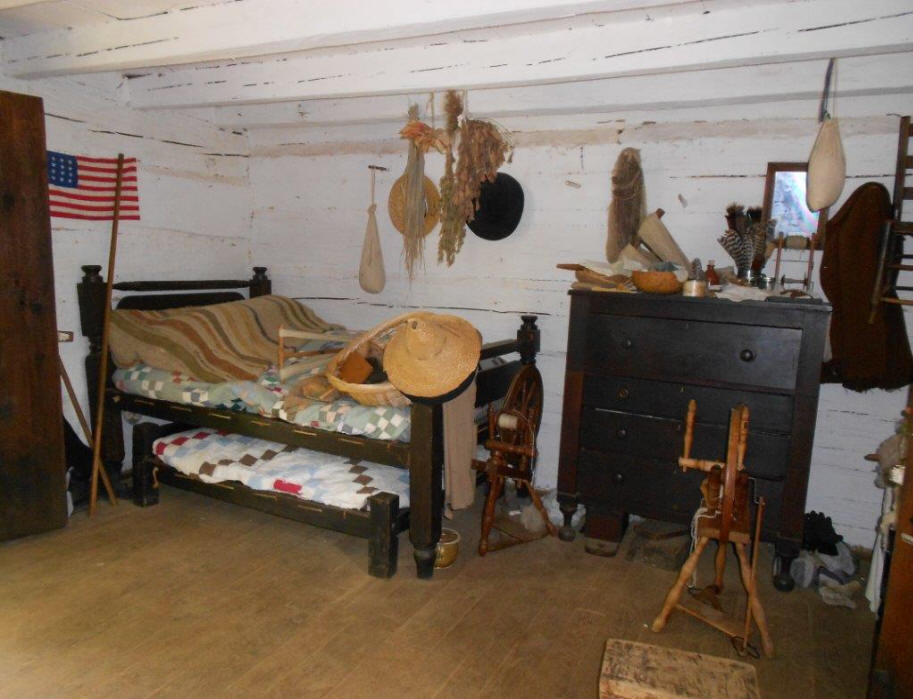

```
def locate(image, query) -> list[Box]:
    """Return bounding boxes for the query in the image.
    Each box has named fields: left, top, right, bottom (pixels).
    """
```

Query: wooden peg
left=682, top=399, right=696, bottom=462
left=737, top=405, right=750, bottom=471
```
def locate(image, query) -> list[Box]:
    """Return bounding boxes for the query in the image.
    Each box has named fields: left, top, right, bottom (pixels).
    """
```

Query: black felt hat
left=467, top=172, right=524, bottom=241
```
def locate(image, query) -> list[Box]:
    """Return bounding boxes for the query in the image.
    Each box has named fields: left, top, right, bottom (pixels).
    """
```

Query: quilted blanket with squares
left=114, top=363, right=412, bottom=442
left=113, top=337, right=412, bottom=442
left=154, top=428, right=410, bottom=510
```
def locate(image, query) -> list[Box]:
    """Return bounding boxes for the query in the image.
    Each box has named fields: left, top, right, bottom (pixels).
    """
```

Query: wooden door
left=869, top=425, right=913, bottom=697
left=0, top=89, right=67, bottom=540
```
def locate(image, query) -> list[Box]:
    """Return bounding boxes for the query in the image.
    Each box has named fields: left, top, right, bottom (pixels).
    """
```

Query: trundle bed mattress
left=154, top=428, right=411, bottom=509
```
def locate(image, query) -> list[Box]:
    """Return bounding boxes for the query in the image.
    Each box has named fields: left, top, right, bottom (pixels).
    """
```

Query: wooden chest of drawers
left=556, top=290, right=830, bottom=589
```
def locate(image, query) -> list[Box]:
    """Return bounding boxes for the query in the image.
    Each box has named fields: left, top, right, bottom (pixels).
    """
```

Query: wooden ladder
left=870, top=115, right=913, bottom=321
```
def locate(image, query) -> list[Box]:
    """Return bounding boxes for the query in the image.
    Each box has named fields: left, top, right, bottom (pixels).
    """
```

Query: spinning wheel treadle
left=473, top=365, right=556, bottom=554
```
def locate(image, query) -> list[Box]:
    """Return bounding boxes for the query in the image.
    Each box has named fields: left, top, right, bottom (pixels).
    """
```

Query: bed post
left=132, top=422, right=162, bottom=506
left=408, top=402, right=444, bottom=579
left=77, top=265, right=125, bottom=472
left=250, top=267, right=271, bottom=297
left=368, top=492, right=399, bottom=578
left=518, top=315, right=540, bottom=365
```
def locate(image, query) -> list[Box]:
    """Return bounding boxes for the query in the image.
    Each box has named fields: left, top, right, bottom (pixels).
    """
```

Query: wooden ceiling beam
left=188, top=53, right=913, bottom=128
left=124, top=0, right=913, bottom=109
left=1, top=0, right=691, bottom=78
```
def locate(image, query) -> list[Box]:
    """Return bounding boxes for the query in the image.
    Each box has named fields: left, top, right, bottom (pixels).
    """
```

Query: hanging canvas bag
left=807, top=117, right=846, bottom=212
left=806, top=59, right=846, bottom=212
left=359, top=167, right=386, bottom=294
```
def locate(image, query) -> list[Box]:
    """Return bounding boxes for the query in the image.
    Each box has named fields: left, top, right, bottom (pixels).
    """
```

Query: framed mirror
left=762, top=162, right=826, bottom=248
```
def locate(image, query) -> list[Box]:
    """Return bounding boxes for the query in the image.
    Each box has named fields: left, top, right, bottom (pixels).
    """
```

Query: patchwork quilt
left=114, top=358, right=412, bottom=442
left=154, top=428, right=410, bottom=510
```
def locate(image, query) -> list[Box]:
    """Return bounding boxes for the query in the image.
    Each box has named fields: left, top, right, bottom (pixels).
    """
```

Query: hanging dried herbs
left=438, top=91, right=464, bottom=266
left=453, top=118, right=512, bottom=226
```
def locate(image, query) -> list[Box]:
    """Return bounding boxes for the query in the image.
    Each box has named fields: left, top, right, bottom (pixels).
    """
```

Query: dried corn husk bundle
left=606, top=148, right=646, bottom=263
left=438, top=90, right=465, bottom=266
left=400, top=105, right=428, bottom=281
left=400, top=119, right=448, bottom=154
left=452, top=117, right=512, bottom=225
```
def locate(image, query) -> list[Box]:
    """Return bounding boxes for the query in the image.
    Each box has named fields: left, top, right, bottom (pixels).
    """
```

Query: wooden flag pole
left=88, top=153, right=126, bottom=517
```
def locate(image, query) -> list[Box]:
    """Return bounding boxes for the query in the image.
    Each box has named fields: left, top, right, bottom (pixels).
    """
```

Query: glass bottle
left=705, top=260, right=720, bottom=286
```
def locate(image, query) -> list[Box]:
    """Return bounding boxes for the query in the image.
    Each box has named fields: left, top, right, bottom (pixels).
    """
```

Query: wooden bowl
left=434, top=528, right=461, bottom=569
left=631, top=270, right=684, bottom=295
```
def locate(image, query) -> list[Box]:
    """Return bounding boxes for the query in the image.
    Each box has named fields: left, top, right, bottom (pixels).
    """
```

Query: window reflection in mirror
left=762, top=162, right=823, bottom=246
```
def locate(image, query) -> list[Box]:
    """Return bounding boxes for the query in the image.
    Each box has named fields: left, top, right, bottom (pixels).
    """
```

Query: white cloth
left=443, top=381, right=477, bottom=513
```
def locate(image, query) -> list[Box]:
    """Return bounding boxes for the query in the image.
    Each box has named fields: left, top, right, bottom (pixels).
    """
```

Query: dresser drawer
left=579, top=407, right=792, bottom=480
left=577, top=448, right=703, bottom=518
left=577, top=447, right=786, bottom=539
left=581, top=375, right=794, bottom=433
left=583, top=314, right=802, bottom=391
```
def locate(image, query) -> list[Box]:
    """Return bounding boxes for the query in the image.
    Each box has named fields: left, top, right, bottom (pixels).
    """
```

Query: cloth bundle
left=110, top=295, right=336, bottom=383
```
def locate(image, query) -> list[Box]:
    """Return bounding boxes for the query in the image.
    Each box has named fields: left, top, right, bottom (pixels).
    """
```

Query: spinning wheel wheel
left=496, top=364, right=543, bottom=476
left=473, top=364, right=556, bottom=555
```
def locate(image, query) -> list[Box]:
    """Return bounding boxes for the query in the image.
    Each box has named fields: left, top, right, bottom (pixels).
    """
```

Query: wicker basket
left=325, top=312, right=429, bottom=407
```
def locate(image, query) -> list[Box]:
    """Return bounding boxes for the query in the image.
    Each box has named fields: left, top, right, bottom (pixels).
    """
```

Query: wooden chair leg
left=524, top=479, right=558, bottom=537
left=713, top=539, right=727, bottom=593
left=652, top=536, right=710, bottom=632
left=734, top=543, right=774, bottom=658
left=478, top=475, right=504, bottom=556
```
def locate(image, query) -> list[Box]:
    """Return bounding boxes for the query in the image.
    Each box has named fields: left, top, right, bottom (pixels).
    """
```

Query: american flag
left=47, top=151, right=140, bottom=221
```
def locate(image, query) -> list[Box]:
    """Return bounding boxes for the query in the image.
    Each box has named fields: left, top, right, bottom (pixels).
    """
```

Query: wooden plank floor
left=0, top=487, right=875, bottom=698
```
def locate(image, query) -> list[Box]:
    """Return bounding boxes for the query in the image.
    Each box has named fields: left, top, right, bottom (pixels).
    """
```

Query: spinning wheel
left=651, top=400, right=774, bottom=658
left=473, top=364, right=556, bottom=555
left=497, top=364, right=544, bottom=470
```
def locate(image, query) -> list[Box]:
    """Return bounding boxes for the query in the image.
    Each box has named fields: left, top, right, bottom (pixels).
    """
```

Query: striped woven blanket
left=109, top=295, right=337, bottom=382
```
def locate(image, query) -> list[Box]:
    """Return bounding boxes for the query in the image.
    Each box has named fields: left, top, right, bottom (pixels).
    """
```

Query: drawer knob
left=616, top=428, right=627, bottom=439
left=621, top=338, right=633, bottom=350
left=739, top=349, right=755, bottom=362
left=617, top=387, right=629, bottom=400
left=613, top=472, right=625, bottom=485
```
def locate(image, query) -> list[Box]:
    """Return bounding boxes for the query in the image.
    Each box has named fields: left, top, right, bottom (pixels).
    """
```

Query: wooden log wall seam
left=121, top=0, right=913, bottom=108
left=0, top=0, right=690, bottom=78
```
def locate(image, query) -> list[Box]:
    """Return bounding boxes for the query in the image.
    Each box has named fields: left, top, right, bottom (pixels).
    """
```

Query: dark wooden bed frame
left=77, top=264, right=539, bottom=579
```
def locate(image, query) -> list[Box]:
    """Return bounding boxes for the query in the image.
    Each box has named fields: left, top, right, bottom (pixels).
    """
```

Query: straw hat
left=383, top=314, right=482, bottom=403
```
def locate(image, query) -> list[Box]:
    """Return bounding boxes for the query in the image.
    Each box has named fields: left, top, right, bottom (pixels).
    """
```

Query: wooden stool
left=651, top=401, right=774, bottom=658
left=600, top=639, right=760, bottom=698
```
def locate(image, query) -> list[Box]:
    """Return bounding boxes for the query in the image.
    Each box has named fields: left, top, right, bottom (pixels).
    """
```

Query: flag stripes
left=47, top=151, right=140, bottom=221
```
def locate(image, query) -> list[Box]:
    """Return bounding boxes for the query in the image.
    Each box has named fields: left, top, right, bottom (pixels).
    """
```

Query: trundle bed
left=77, top=265, right=539, bottom=579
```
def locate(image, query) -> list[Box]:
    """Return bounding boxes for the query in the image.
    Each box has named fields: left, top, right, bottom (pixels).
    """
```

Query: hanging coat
left=820, top=182, right=913, bottom=391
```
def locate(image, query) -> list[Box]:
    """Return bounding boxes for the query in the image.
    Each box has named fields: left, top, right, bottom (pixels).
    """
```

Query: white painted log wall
left=247, top=89, right=913, bottom=549
left=0, top=72, right=253, bottom=458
